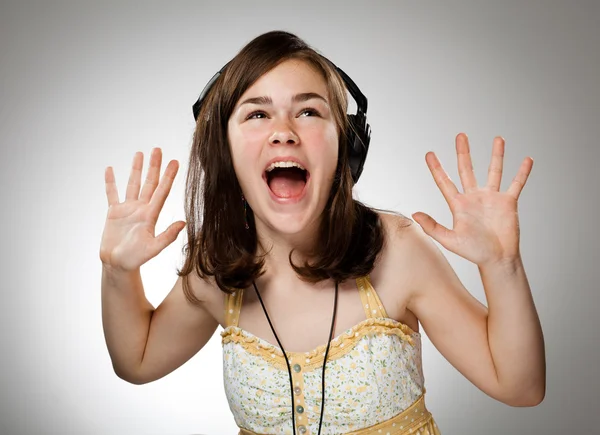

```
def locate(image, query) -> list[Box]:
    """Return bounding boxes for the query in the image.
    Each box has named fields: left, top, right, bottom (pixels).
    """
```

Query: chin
left=259, top=209, right=320, bottom=238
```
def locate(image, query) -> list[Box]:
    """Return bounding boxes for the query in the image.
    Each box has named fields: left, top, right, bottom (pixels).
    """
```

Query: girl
left=100, top=30, right=545, bottom=435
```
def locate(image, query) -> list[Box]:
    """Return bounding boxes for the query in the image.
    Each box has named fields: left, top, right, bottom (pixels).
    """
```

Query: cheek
left=228, top=129, right=265, bottom=187
left=307, top=125, right=339, bottom=171
left=230, top=127, right=266, bottom=158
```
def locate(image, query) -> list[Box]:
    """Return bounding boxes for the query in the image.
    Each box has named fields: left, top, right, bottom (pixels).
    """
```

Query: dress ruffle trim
left=221, top=317, right=419, bottom=372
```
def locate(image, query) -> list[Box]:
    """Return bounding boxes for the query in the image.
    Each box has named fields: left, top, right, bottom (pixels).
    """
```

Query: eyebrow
left=238, top=92, right=329, bottom=108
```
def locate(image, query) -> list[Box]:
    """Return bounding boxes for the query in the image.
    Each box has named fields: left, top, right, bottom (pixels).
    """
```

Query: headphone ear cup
left=346, top=114, right=371, bottom=184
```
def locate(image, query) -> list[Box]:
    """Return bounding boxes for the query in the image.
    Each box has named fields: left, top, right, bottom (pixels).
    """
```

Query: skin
left=227, top=59, right=339, bottom=271
left=405, top=135, right=545, bottom=406
left=107, top=58, right=545, bottom=408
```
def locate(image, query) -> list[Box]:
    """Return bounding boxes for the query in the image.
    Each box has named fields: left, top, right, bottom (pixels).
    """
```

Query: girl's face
left=227, top=59, right=339, bottom=239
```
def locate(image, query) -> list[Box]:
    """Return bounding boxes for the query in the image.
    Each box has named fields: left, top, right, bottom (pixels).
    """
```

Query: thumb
left=154, top=221, right=187, bottom=253
left=411, top=212, right=433, bottom=230
left=411, top=212, right=450, bottom=244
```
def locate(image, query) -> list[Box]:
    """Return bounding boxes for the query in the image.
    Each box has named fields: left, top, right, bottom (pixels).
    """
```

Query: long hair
left=178, top=30, right=393, bottom=302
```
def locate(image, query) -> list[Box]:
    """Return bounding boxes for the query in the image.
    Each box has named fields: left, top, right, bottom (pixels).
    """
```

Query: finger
left=125, top=151, right=144, bottom=201
left=412, top=212, right=455, bottom=248
left=150, top=220, right=187, bottom=257
left=456, top=133, right=478, bottom=193
left=507, top=156, right=533, bottom=200
left=105, top=166, right=120, bottom=206
left=139, top=148, right=162, bottom=203
left=486, top=136, right=505, bottom=191
left=148, top=159, right=180, bottom=217
left=426, top=151, right=460, bottom=207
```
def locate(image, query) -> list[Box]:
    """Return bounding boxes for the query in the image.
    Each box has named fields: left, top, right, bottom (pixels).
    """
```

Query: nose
left=269, top=122, right=299, bottom=146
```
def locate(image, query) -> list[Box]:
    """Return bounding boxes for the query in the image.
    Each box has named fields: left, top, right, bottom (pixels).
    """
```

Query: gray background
left=1, top=0, right=598, bottom=434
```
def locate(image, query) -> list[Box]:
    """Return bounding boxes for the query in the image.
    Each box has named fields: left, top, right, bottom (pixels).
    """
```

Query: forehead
left=239, top=59, right=328, bottom=100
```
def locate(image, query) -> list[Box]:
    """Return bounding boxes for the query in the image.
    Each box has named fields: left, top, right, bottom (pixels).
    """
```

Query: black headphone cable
left=252, top=280, right=339, bottom=435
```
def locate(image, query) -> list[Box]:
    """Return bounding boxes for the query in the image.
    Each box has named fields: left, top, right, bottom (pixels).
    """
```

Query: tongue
left=268, top=171, right=306, bottom=198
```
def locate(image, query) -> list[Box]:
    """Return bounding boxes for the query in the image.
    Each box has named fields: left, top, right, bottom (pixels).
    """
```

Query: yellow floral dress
left=221, top=276, right=442, bottom=435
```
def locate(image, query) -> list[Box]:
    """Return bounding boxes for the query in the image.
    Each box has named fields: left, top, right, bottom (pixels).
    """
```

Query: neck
left=254, top=221, right=319, bottom=282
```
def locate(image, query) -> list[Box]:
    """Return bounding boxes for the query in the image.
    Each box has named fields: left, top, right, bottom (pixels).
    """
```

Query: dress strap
left=224, top=288, right=244, bottom=328
left=356, top=275, right=389, bottom=319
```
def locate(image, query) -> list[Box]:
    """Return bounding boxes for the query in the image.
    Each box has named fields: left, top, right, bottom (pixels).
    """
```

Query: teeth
left=265, top=161, right=306, bottom=172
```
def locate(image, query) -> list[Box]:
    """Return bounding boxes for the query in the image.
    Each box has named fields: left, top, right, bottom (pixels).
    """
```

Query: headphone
left=192, top=56, right=372, bottom=184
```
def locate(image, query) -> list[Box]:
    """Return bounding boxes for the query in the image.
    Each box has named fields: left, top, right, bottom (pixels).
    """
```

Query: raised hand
left=411, top=133, right=533, bottom=267
left=100, top=148, right=187, bottom=272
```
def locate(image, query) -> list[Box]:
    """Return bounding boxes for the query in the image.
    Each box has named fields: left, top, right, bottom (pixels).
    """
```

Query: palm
left=103, top=201, right=157, bottom=264
left=412, top=134, right=533, bottom=267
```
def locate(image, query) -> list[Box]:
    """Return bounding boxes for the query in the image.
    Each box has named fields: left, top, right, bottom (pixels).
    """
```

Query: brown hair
left=177, top=30, right=390, bottom=302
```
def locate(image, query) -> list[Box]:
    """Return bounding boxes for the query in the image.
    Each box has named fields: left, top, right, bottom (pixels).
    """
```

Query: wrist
left=478, top=255, right=524, bottom=276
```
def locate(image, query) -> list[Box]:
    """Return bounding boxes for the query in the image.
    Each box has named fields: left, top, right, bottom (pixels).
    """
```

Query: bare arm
left=101, top=148, right=219, bottom=384
left=391, top=134, right=544, bottom=406
left=102, top=265, right=219, bottom=384
left=136, top=271, right=219, bottom=384
left=478, top=258, right=545, bottom=405
left=376, top=213, right=545, bottom=407
left=403, top=219, right=545, bottom=406
left=101, top=265, right=154, bottom=382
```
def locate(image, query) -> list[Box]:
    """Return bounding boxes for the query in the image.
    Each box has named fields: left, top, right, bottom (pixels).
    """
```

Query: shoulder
left=376, top=210, right=413, bottom=241
left=372, top=209, right=480, bottom=320
left=366, top=211, right=416, bottom=319
left=179, top=268, right=230, bottom=324
left=370, top=210, right=450, bottom=313
left=373, top=210, right=420, bottom=271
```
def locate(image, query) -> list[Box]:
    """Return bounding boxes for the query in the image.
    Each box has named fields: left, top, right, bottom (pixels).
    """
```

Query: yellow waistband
left=237, top=394, right=440, bottom=435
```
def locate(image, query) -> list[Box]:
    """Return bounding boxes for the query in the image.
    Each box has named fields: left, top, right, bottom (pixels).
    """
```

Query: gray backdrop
left=1, top=0, right=598, bottom=434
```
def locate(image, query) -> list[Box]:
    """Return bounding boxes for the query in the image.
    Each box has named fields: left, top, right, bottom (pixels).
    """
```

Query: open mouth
left=265, top=163, right=309, bottom=199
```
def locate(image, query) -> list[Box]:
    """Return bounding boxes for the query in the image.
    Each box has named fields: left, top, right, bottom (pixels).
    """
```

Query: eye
left=246, top=110, right=267, bottom=120
left=299, top=107, right=320, bottom=117
left=245, top=107, right=321, bottom=121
